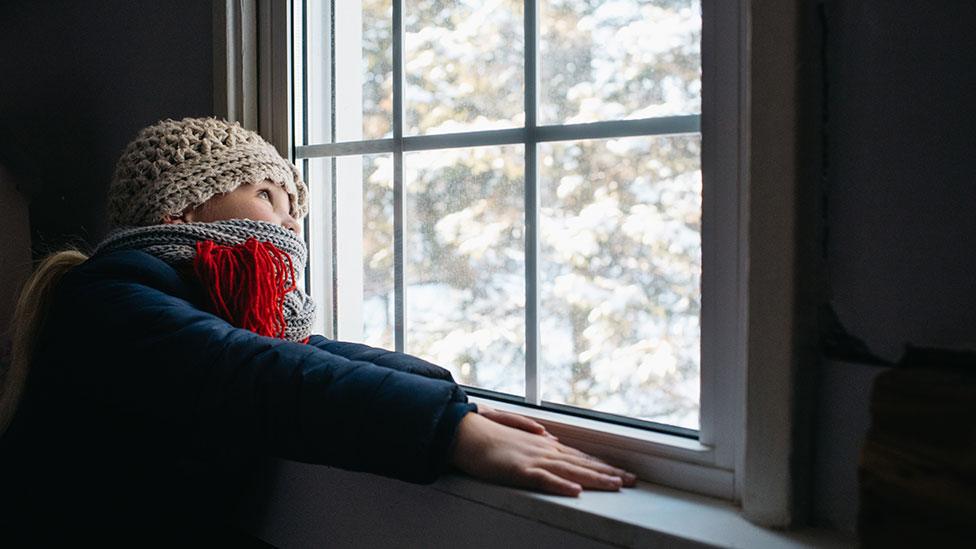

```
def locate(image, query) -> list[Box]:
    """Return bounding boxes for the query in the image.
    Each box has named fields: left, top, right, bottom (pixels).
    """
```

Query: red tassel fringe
left=193, top=238, right=299, bottom=339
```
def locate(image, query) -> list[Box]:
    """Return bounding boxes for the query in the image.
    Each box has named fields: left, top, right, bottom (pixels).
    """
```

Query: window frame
left=295, top=1, right=710, bottom=436
left=239, top=0, right=800, bottom=524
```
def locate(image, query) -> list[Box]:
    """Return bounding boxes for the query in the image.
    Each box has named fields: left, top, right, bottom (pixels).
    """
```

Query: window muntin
left=296, top=0, right=703, bottom=435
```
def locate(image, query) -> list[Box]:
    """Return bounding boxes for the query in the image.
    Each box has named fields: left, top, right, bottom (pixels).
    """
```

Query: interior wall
left=0, top=0, right=214, bottom=254
left=812, top=0, right=976, bottom=532
left=824, top=0, right=976, bottom=362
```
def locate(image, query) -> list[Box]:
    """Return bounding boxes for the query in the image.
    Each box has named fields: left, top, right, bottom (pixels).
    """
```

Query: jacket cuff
left=427, top=401, right=476, bottom=481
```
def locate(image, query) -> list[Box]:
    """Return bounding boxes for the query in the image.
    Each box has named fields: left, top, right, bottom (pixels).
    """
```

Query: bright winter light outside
left=334, top=0, right=702, bottom=429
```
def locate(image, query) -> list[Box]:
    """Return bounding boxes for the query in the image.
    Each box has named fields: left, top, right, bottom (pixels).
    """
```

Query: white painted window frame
left=218, top=0, right=802, bottom=528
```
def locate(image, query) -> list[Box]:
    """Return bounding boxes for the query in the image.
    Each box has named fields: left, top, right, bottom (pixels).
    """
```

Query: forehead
left=230, top=179, right=298, bottom=217
left=241, top=180, right=287, bottom=194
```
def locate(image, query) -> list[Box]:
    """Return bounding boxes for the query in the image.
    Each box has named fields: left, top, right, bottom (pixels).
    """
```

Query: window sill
left=247, top=460, right=852, bottom=548
left=430, top=474, right=851, bottom=548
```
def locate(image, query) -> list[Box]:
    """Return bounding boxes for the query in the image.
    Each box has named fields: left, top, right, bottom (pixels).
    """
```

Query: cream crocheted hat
left=107, top=117, right=308, bottom=227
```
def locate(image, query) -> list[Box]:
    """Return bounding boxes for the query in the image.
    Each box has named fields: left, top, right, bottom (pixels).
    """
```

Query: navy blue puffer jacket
left=0, top=249, right=475, bottom=542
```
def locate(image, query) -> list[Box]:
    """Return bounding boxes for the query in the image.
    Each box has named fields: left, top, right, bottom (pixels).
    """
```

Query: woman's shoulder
left=64, top=249, right=195, bottom=299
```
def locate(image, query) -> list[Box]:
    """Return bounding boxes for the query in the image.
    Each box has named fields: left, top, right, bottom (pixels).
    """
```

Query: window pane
left=539, top=135, right=701, bottom=429
left=335, top=0, right=394, bottom=142
left=305, top=1, right=333, bottom=144
left=361, top=155, right=395, bottom=349
left=326, top=154, right=395, bottom=349
left=539, top=0, right=701, bottom=125
left=405, top=146, right=525, bottom=395
left=405, top=0, right=524, bottom=135
left=304, top=156, right=334, bottom=336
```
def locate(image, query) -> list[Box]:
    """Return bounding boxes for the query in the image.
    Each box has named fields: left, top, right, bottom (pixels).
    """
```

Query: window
left=256, top=0, right=749, bottom=502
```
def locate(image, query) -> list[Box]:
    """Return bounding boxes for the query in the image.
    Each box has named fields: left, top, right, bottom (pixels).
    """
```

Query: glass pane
left=361, top=155, right=395, bottom=349
left=405, top=0, right=524, bottom=135
left=540, top=135, right=701, bottom=429
left=304, top=157, right=334, bottom=336
left=332, top=154, right=395, bottom=349
left=304, top=1, right=334, bottom=145
left=539, top=0, right=701, bottom=125
left=405, top=146, right=525, bottom=395
left=363, top=0, right=394, bottom=140
left=335, top=0, right=394, bottom=142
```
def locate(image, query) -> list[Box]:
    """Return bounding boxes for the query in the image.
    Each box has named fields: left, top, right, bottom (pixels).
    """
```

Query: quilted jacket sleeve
left=306, top=336, right=456, bottom=382
left=44, top=250, right=474, bottom=484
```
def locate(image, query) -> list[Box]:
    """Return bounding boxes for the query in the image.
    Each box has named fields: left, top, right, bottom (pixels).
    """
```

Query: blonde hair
left=0, top=249, right=88, bottom=437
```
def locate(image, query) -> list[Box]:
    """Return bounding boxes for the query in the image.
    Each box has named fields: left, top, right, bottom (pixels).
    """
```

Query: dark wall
left=813, top=0, right=976, bottom=531
left=825, top=0, right=976, bottom=361
left=0, top=0, right=214, bottom=253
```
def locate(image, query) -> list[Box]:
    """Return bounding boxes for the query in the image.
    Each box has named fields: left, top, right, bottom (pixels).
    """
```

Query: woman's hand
left=476, top=403, right=557, bottom=440
left=450, top=412, right=637, bottom=497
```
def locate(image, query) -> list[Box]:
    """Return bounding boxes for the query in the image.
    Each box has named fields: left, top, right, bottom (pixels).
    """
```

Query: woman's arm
left=48, top=250, right=470, bottom=483
left=306, top=335, right=455, bottom=381
left=306, top=338, right=556, bottom=437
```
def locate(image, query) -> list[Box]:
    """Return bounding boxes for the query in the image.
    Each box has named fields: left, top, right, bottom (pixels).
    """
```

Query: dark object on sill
left=857, top=354, right=976, bottom=548
left=897, top=344, right=976, bottom=371
left=819, top=304, right=893, bottom=366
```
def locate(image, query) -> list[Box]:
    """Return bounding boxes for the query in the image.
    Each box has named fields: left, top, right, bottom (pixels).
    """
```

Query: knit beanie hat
left=107, top=117, right=308, bottom=227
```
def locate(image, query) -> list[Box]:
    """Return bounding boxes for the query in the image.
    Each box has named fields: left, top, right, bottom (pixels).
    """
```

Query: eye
left=257, top=189, right=273, bottom=202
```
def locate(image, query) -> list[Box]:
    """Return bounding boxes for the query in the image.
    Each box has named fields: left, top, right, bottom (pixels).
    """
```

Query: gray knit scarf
left=95, top=219, right=315, bottom=342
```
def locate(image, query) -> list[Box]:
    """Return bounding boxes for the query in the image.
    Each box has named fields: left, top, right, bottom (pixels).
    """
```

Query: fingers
left=476, top=403, right=494, bottom=415
left=549, top=443, right=638, bottom=486
left=558, top=453, right=638, bottom=486
left=511, top=425, right=636, bottom=488
left=555, top=443, right=604, bottom=462
left=525, top=467, right=582, bottom=497
left=479, top=407, right=550, bottom=436
left=553, top=443, right=618, bottom=471
left=496, top=412, right=547, bottom=435
left=540, top=460, right=624, bottom=491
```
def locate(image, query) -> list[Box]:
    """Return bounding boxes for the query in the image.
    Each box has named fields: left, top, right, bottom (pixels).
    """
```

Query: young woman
left=0, top=117, right=634, bottom=543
